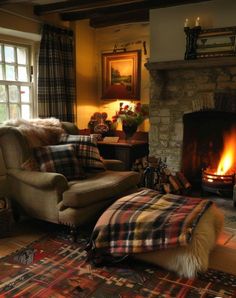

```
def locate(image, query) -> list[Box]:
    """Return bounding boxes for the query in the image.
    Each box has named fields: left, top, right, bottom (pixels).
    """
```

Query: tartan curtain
left=38, top=24, right=76, bottom=122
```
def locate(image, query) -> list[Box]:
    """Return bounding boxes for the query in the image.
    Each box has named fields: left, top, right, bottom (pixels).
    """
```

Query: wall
left=73, top=21, right=150, bottom=130
left=150, top=0, right=236, bottom=62
left=95, top=22, right=150, bottom=131
left=73, top=20, right=98, bottom=129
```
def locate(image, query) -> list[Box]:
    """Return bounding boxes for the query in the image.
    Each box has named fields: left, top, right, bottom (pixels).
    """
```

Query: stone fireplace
left=145, top=57, right=236, bottom=184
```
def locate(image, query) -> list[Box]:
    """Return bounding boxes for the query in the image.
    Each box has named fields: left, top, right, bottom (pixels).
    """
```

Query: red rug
left=0, top=233, right=235, bottom=298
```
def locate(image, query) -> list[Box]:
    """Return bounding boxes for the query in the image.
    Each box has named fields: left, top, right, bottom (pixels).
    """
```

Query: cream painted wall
left=95, top=22, right=150, bottom=131
left=73, top=20, right=98, bottom=129
left=150, top=0, right=236, bottom=62
left=0, top=4, right=41, bottom=34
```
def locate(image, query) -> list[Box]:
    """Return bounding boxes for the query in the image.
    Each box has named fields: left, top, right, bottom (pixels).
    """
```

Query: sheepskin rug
left=133, top=204, right=224, bottom=278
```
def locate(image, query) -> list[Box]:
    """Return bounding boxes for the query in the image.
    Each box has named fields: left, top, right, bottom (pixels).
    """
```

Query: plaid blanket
left=88, top=189, right=213, bottom=258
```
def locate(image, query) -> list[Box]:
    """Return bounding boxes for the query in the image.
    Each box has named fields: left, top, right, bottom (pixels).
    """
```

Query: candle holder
left=184, top=26, right=201, bottom=60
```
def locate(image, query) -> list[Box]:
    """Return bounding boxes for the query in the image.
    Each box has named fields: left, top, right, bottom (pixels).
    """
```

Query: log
left=163, top=167, right=172, bottom=176
left=176, top=172, right=191, bottom=190
left=163, top=183, right=171, bottom=194
left=169, top=175, right=182, bottom=193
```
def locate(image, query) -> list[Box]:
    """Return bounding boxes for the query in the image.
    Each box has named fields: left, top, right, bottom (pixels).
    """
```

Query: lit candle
left=184, top=18, right=189, bottom=28
left=195, top=17, right=200, bottom=27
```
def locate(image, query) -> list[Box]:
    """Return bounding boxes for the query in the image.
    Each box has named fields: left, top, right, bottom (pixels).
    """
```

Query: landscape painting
left=102, top=50, right=141, bottom=100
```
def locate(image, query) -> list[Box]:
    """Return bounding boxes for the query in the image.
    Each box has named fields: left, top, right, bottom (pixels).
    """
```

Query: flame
left=215, top=128, right=236, bottom=175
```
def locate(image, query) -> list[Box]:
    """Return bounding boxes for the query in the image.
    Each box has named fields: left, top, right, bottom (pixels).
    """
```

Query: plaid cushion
left=59, top=134, right=105, bottom=171
left=33, top=144, right=85, bottom=180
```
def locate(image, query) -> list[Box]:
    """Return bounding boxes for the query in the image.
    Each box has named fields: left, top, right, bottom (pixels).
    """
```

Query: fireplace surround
left=145, top=57, right=236, bottom=185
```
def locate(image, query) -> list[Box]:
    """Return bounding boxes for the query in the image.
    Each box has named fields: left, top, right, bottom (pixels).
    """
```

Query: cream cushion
left=63, top=170, right=140, bottom=208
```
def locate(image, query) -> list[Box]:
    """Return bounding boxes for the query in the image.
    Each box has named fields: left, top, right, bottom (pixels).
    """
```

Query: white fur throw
left=133, top=204, right=224, bottom=278
left=4, top=118, right=65, bottom=148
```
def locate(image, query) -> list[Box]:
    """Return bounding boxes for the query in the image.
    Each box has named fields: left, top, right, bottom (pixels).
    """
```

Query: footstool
left=88, top=189, right=224, bottom=278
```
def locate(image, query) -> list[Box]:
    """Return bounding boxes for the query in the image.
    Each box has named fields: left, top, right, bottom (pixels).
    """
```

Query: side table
left=97, top=140, right=149, bottom=170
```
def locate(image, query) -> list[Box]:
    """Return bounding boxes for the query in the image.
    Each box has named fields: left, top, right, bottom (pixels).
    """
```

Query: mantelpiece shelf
left=145, top=57, right=236, bottom=71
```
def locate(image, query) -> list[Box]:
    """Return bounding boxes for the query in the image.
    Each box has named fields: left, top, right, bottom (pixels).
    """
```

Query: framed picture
left=101, top=50, right=141, bottom=100
left=184, top=26, right=236, bottom=60
left=196, top=26, right=236, bottom=58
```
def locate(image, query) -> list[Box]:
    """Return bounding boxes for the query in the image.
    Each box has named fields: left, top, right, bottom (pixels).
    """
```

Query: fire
left=215, top=128, right=236, bottom=175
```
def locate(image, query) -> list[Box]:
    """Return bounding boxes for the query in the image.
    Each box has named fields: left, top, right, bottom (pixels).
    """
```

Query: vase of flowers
left=112, top=103, right=149, bottom=140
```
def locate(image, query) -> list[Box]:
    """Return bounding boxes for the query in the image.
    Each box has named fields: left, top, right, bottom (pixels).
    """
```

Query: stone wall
left=147, top=60, right=236, bottom=172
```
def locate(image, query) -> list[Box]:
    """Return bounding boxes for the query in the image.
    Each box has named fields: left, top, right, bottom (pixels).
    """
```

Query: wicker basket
left=0, top=198, right=13, bottom=238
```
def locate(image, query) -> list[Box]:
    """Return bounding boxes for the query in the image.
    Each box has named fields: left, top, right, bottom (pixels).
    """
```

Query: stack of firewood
left=132, top=156, right=192, bottom=195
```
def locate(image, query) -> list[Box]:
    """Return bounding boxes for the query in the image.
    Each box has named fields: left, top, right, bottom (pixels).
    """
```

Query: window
left=0, top=42, right=33, bottom=122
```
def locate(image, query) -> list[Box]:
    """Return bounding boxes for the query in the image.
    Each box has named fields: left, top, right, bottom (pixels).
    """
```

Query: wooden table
left=97, top=140, right=149, bottom=170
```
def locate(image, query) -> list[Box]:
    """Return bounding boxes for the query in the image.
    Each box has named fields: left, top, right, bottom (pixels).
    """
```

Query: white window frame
left=0, top=35, right=38, bottom=122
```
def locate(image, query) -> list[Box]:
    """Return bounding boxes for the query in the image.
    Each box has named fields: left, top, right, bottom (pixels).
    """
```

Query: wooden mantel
left=145, top=56, right=236, bottom=71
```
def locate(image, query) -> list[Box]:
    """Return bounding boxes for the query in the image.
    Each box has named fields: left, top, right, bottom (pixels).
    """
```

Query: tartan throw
left=33, top=144, right=85, bottom=180
left=38, top=24, right=76, bottom=122
left=59, top=134, right=105, bottom=171
left=88, top=189, right=213, bottom=256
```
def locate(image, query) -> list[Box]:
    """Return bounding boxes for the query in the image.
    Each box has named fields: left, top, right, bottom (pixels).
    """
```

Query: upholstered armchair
left=0, top=120, right=140, bottom=233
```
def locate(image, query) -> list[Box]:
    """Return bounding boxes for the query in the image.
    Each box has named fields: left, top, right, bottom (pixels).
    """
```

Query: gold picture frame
left=101, top=50, right=141, bottom=100
left=196, top=26, right=236, bottom=58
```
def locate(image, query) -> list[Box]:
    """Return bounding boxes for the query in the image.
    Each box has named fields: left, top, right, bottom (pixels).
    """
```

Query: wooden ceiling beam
left=34, top=0, right=212, bottom=16
left=60, top=0, right=212, bottom=22
left=61, top=1, right=150, bottom=21
left=89, top=8, right=149, bottom=28
left=34, top=0, right=142, bottom=15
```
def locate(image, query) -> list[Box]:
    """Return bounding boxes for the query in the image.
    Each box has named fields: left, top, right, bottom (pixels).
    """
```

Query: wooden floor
left=0, top=215, right=236, bottom=276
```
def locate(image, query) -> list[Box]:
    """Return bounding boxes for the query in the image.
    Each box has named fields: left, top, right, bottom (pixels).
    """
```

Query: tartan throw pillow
left=33, top=144, right=86, bottom=180
left=59, top=134, right=105, bottom=171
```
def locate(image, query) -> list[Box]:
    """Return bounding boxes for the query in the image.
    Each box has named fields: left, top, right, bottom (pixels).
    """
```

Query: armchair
left=0, top=120, right=140, bottom=230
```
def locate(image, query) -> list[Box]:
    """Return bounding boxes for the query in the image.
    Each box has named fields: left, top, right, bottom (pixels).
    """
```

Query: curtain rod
left=0, top=8, right=43, bottom=24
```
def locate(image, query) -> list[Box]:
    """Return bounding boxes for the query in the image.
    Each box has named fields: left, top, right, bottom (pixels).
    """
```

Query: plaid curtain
left=38, top=24, right=76, bottom=122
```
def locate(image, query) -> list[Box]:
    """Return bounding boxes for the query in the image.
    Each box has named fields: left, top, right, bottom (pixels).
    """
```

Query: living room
left=0, top=0, right=236, bottom=296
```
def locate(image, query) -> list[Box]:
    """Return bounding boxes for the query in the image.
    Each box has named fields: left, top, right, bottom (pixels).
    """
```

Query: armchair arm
left=103, top=159, right=126, bottom=171
left=7, top=169, right=68, bottom=192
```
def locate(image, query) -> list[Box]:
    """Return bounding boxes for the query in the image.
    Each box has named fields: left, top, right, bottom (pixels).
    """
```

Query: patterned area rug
left=0, top=233, right=236, bottom=298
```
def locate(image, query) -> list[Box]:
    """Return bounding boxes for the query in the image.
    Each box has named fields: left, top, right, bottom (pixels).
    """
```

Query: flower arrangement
left=112, top=102, right=149, bottom=127
left=88, top=112, right=116, bottom=136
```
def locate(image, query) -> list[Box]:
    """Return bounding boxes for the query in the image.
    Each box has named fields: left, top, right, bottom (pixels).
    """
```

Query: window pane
left=6, top=64, right=15, bottom=81
left=10, top=104, right=20, bottom=119
left=0, top=104, right=7, bottom=122
left=9, top=85, right=19, bottom=102
left=20, top=86, right=30, bottom=102
left=17, top=47, right=27, bottom=64
left=18, top=66, right=27, bottom=82
left=5, top=46, right=15, bottom=63
left=0, top=46, right=2, bottom=62
left=0, top=64, right=3, bottom=80
left=22, top=104, right=30, bottom=119
left=0, top=85, right=7, bottom=102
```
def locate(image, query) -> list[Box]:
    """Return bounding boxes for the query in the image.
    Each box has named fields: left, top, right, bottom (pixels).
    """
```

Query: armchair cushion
left=33, top=144, right=85, bottom=181
left=59, top=134, right=105, bottom=171
left=63, top=170, right=140, bottom=208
